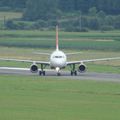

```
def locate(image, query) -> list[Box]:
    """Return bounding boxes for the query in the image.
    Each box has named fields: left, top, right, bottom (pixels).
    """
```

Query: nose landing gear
left=56, top=67, right=61, bottom=76
left=57, top=72, right=61, bottom=76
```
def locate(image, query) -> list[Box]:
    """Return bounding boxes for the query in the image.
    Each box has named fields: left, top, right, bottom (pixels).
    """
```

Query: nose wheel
left=56, top=67, right=61, bottom=76
left=57, top=72, right=61, bottom=76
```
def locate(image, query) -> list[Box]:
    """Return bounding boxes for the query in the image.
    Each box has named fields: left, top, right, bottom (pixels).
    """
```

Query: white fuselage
left=50, top=50, right=67, bottom=69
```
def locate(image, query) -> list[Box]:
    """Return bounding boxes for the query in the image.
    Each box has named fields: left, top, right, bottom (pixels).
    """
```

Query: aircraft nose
left=54, top=59, right=66, bottom=67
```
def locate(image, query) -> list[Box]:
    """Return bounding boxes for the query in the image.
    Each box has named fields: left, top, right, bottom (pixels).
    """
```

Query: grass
left=0, top=37, right=119, bottom=50
left=0, top=30, right=120, bottom=50
left=0, top=30, right=120, bottom=38
left=0, top=75, right=120, bottom=120
left=0, top=12, right=22, bottom=21
left=0, top=30, right=119, bottom=73
left=0, top=12, right=119, bottom=120
left=87, top=63, right=120, bottom=73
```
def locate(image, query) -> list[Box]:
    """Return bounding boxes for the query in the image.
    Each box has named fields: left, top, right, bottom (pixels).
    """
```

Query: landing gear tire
left=71, top=70, right=77, bottom=76
left=71, top=71, right=73, bottom=76
left=39, top=71, right=42, bottom=76
left=43, top=71, right=45, bottom=76
left=57, top=73, right=61, bottom=76
left=39, top=71, right=46, bottom=76
left=74, top=71, right=77, bottom=76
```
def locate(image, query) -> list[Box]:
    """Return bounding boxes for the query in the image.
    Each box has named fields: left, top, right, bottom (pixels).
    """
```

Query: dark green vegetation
left=1, top=0, right=120, bottom=14
left=0, top=75, right=120, bottom=120
left=0, top=0, right=120, bottom=31
left=0, top=30, right=120, bottom=51
left=0, top=0, right=26, bottom=10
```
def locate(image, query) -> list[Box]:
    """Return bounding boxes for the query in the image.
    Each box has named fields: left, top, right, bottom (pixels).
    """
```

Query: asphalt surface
left=0, top=67, right=120, bottom=82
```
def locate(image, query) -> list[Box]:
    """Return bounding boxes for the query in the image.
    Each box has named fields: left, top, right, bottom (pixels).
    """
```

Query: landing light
left=56, top=67, right=60, bottom=72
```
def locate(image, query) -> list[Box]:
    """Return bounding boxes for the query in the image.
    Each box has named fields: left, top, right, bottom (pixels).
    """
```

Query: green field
left=0, top=11, right=120, bottom=120
left=0, top=12, right=22, bottom=20
left=0, top=14, right=120, bottom=120
left=0, top=30, right=120, bottom=73
left=0, top=75, right=120, bottom=120
left=0, top=30, right=120, bottom=50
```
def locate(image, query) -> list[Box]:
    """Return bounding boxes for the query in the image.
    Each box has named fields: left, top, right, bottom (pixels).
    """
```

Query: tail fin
left=56, top=25, right=59, bottom=50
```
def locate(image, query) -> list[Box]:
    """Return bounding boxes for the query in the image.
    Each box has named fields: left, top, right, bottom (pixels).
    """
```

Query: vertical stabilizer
left=56, top=25, right=59, bottom=50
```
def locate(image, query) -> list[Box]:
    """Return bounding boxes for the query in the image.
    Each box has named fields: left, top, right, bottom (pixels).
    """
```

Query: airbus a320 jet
left=0, top=26, right=120, bottom=76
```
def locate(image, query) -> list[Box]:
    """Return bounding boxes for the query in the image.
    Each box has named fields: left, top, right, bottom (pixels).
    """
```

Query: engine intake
left=30, top=64, right=38, bottom=73
left=78, top=64, right=86, bottom=73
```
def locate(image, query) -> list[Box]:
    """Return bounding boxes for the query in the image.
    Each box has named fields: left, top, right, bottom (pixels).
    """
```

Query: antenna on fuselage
left=56, top=25, right=59, bottom=51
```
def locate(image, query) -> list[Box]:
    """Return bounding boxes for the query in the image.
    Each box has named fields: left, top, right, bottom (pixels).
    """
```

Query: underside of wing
left=0, top=67, right=30, bottom=71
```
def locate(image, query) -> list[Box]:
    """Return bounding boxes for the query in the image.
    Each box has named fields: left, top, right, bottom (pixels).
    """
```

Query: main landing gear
left=70, top=64, right=77, bottom=76
left=39, top=64, right=46, bottom=76
left=39, top=70, right=46, bottom=76
left=71, top=70, right=77, bottom=76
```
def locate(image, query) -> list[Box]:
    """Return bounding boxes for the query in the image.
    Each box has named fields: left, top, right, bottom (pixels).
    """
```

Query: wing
left=33, top=52, right=50, bottom=55
left=66, top=52, right=83, bottom=56
left=0, top=58, right=50, bottom=65
left=67, top=57, right=120, bottom=65
left=0, top=67, right=30, bottom=70
left=0, top=67, right=54, bottom=71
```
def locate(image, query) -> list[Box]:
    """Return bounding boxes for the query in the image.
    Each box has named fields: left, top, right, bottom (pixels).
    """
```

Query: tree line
left=1, top=0, right=120, bottom=31
left=1, top=0, right=120, bottom=15
left=0, top=0, right=26, bottom=10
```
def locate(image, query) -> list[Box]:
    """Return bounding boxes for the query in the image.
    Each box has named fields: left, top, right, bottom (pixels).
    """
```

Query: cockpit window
left=54, top=56, right=64, bottom=58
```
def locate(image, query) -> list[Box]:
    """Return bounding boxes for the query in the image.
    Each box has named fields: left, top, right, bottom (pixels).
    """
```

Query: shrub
left=5, top=20, right=34, bottom=30
left=100, top=25, right=114, bottom=31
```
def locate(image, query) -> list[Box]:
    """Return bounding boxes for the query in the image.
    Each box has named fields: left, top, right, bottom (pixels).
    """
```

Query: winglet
left=56, top=25, right=59, bottom=50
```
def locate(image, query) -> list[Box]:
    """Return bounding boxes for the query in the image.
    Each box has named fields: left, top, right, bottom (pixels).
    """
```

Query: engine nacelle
left=78, top=64, right=86, bottom=73
left=30, top=64, right=38, bottom=73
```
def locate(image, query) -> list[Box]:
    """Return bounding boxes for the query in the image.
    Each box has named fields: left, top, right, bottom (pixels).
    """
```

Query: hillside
left=0, top=0, right=120, bottom=31
left=0, top=0, right=120, bottom=15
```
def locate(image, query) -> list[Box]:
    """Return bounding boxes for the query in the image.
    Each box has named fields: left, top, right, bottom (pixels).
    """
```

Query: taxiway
left=0, top=67, right=120, bottom=82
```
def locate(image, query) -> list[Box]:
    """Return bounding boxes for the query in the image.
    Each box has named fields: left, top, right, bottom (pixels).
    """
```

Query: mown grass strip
left=0, top=75, right=120, bottom=120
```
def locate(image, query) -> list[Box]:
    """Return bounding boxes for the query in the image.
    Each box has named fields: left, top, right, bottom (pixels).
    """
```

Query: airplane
left=0, top=26, right=120, bottom=76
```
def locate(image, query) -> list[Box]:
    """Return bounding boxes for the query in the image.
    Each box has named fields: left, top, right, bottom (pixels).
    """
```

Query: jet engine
left=78, top=63, right=86, bottom=73
left=30, top=64, right=38, bottom=73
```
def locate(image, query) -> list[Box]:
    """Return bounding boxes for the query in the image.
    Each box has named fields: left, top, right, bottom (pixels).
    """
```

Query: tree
left=97, top=10, right=106, bottom=18
left=88, top=17, right=99, bottom=30
left=88, top=7, right=97, bottom=16
left=23, top=0, right=58, bottom=21
left=114, top=15, right=120, bottom=29
left=0, top=0, right=26, bottom=8
left=105, top=15, right=114, bottom=26
left=58, top=0, right=75, bottom=12
left=1, top=0, right=120, bottom=15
